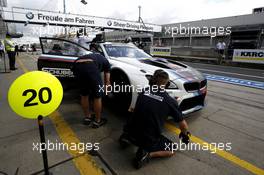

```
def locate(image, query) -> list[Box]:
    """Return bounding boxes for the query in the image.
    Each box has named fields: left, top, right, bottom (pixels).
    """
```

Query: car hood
left=110, top=57, right=204, bottom=81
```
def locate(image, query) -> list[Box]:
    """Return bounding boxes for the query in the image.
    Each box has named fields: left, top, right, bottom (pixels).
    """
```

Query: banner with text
left=150, top=47, right=171, bottom=56
left=2, top=7, right=161, bottom=32
left=233, top=49, right=264, bottom=64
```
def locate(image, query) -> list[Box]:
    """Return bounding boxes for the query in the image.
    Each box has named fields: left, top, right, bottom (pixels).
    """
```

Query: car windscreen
left=104, top=45, right=152, bottom=59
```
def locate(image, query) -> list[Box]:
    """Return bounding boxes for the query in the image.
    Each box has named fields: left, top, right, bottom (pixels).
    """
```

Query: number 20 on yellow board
left=8, top=71, right=63, bottom=119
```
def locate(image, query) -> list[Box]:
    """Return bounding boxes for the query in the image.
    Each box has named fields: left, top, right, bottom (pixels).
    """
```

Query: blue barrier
left=204, top=74, right=264, bottom=90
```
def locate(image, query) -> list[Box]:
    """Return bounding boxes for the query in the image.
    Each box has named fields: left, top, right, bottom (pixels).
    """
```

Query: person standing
left=4, top=33, right=17, bottom=70
left=216, top=40, right=225, bottom=56
left=216, top=41, right=221, bottom=54
left=74, top=28, right=90, bottom=49
left=72, top=53, right=111, bottom=128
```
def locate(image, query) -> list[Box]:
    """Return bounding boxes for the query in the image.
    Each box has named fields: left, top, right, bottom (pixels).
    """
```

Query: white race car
left=38, top=37, right=207, bottom=115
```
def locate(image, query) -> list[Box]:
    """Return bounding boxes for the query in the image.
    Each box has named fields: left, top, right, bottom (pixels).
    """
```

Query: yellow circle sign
left=8, top=71, right=63, bottom=119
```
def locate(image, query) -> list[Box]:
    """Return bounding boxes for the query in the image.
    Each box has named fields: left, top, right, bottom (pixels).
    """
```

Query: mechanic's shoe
left=83, top=117, right=93, bottom=125
left=83, top=114, right=96, bottom=125
left=134, top=148, right=150, bottom=169
left=119, top=133, right=131, bottom=149
left=92, top=118, right=107, bottom=128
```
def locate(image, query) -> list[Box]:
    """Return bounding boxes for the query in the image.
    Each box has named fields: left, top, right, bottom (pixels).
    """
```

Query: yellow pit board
left=8, top=71, right=63, bottom=119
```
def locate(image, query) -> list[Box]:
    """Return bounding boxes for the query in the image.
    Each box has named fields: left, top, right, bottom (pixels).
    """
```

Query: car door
left=38, top=37, right=91, bottom=78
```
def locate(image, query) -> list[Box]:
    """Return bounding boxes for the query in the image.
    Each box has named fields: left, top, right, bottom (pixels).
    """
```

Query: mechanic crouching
left=72, top=52, right=111, bottom=128
left=119, top=69, right=191, bottom=169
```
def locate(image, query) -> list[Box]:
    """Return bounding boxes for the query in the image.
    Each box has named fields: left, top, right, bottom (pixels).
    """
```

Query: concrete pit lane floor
left=0, top=53, right=263, bottom=175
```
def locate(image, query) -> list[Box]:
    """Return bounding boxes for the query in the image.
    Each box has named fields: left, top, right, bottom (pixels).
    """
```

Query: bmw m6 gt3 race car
left=37, top=37, right=207, bottom=115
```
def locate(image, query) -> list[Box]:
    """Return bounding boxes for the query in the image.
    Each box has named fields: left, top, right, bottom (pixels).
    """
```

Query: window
left=40, top=38, right=91, bottom=57
left=104, top=44, right=151, bottom=58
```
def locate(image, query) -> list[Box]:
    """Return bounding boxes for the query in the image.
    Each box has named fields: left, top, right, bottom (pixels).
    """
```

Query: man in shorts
left=119, top=69, right=191, bottom=168
left=73, top=52, right=111, bottom=128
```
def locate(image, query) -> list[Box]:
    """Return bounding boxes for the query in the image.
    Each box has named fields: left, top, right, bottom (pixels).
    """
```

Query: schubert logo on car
left=26, top=12, right=34, bottom=20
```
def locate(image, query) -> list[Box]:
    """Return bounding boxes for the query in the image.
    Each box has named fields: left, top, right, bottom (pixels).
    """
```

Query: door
left=38, top=37, right=92, bottom=78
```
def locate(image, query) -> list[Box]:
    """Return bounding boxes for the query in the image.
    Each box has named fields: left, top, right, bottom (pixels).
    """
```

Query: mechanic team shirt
left=127, top=87, right=183, bottom=145
left=77, top=53, right=111, bottom=73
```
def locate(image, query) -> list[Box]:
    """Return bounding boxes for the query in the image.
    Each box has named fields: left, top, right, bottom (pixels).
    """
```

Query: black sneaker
left=134, top=148, right=150, bottom=169
left=83, top=117, right=93, bottom=125
left=83, top=114, right=96, bottom=125
left=92, top=118, right=107, bottom=128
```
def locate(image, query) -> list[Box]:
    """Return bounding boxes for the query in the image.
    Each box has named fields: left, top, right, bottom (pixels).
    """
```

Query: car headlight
left=145, top=75, right=178, bottom=89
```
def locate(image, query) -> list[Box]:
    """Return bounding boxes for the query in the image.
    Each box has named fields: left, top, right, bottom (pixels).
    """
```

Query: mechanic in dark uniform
left=72, top=52, right=111, bottom=128
left=119, top=69, right=191, bottom=168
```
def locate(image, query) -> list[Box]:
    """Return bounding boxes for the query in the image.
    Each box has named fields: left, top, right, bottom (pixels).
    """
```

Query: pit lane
left=0, top=53, right=263, bottom=175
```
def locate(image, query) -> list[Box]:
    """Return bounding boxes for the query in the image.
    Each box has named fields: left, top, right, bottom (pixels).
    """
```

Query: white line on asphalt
left=197, top=68, right=264, bottom=80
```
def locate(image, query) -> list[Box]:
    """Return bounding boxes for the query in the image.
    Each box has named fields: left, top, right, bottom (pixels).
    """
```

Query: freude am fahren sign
left=233, top=49, right=264, bottom=64
left=2, top=7, right=161, bottom=32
